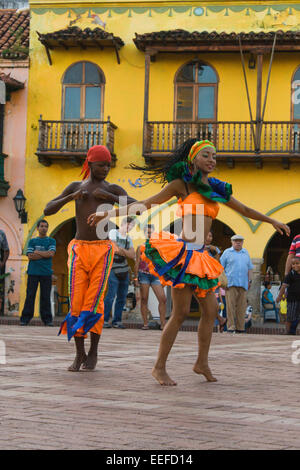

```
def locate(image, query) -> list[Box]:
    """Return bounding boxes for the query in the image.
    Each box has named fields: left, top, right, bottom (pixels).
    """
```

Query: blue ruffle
left=58, top=311, right=102, bottom=341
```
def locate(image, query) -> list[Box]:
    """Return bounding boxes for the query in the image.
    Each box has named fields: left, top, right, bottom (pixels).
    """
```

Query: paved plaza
left=0, top=325, right=300, bottom=450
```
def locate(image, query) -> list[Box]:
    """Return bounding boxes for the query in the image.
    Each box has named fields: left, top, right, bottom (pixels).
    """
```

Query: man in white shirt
left=104, top=217, right=135, bottom=328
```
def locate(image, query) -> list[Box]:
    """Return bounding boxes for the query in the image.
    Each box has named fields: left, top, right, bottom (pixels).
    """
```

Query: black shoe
left=45, top=322, right=54, bottom=327
left=20, top=322, right=28, bottom=326
left=235, top=330, right=245, bottom=334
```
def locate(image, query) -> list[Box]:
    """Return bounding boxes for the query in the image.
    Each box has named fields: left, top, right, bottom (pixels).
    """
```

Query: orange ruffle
left=141, top=235, right=223, bottom=298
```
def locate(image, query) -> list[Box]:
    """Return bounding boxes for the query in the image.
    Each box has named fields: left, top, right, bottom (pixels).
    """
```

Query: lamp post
left=13, top=189, right=27, bottom=223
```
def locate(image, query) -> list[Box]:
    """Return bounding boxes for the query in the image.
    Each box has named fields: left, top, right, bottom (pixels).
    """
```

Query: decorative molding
left=242, top=199, right=300, bottom=233
left=31, top=4, right=300, bottom=18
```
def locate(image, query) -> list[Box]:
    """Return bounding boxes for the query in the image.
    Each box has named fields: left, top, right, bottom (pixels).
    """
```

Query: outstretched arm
left=44, top=182, right=84, bottom=216
left=225, top=197, right=290, bottom=236
left=87, top=180, right=181, bottom=226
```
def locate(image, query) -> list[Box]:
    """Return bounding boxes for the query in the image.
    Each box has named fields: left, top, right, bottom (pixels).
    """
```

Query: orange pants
left=59, top=239, right=114, bottom=341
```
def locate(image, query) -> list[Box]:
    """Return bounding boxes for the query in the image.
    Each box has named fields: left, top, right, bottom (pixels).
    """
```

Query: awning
left=134, top=29, right=300, bottom=55
left=37, top=26, right=124, bottom=64
left=0, top=73, right=24, bottom=91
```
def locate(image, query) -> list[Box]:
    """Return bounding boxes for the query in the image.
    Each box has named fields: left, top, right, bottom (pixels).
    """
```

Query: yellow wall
left=23, top=0, right=300, bottom=311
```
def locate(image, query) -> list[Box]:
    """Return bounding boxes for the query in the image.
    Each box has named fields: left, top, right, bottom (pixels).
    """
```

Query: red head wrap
left=81, top=145, right=112, bottom=180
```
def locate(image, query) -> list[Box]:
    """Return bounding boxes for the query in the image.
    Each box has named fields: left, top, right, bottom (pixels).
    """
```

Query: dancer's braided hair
left=130, top=138, right=198, bottom=186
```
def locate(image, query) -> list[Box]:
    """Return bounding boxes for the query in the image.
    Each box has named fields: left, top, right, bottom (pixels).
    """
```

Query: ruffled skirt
left=141, top=233, right=223, bottom=298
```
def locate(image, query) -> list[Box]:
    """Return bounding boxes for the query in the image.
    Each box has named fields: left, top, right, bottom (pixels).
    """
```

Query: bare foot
left=82, top=352, right=98, bottom=371
left=193, top=364, right=217, bottom=382
left=152, top=367, right=177, bottom=386
left=68, top=353, right=87, bottom=372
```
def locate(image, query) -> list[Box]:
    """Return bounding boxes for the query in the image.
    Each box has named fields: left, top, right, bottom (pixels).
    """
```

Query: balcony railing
left=36, top=117, right=118, bottom=166
left=143, top=120, right=300, bottom=162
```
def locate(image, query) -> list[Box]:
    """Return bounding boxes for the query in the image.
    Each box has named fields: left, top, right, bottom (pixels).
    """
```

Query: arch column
left=247, top=257, right=264, bottom=320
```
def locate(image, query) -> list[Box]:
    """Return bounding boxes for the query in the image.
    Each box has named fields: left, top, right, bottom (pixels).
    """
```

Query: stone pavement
left=0, top=325, right=300, bottom=450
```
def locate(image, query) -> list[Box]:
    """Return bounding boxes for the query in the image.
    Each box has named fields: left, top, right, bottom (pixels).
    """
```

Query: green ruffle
left=166, top=162, right=232, bottom=203
left=166, top=161, right=189, bottom=183
left=145, top=241, right=219, bottom=291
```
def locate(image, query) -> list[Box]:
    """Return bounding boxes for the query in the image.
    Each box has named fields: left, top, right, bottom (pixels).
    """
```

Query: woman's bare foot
left=152, top=366, right=177, bottom=386
left=193, top=364, right=217, bottom=382
left=68, top=353, right=87, bottom=372
left=82, top=352, right=98, bottom=371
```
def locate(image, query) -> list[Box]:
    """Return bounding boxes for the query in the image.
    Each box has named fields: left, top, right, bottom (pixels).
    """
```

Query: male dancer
left=44, top=145, right=136, bottom=371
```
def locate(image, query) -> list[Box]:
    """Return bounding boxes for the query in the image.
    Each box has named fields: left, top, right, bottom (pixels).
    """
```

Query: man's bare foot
left=82, top=352, right=98, bottom=371
left=193, top=364, right=217, bottom=382
left=152, top=366, right=177, bottom=386
left=68, top=353, right=87, bottom=372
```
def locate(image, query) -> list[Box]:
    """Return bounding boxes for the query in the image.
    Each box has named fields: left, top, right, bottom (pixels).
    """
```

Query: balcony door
left=175, top=61, right=218, bottom=141
left=62, top=62, right=105, bottom=149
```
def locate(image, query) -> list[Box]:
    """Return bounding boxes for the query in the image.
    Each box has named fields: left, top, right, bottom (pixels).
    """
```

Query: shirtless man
left=44, top=145, right=136, bottom=371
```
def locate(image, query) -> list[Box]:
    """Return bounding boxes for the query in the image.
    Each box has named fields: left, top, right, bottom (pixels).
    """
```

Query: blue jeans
left=104, top=270, right=129, bottom=324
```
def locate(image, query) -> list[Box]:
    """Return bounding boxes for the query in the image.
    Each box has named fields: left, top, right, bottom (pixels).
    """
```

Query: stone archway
left=263, top=218, right=300, bottom=279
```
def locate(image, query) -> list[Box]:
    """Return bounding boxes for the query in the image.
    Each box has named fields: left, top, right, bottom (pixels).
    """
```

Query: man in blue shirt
left=220, top=235, right=253, bottom=333
left=20, top=220, right=56, bottom=326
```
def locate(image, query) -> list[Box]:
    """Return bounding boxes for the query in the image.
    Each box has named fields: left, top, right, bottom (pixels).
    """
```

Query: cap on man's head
left=231, top=234, right=245, bottom=241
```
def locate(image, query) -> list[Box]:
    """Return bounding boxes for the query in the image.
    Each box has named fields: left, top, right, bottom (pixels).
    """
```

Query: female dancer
left=88, top=139, right=290, bottom=385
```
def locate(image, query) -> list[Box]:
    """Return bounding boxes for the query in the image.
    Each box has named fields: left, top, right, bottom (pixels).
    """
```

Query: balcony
left=143, top=121, right=300, bottom=168
left=36, top=117, right=118, bottom=166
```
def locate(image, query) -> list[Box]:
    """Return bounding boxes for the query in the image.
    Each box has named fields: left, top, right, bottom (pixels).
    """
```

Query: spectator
left=277, top=256, right=300, bottom=335
left=0, top=229, right=9, bottom=315
left=284, top=235, right=300, bottom=334
left=204, top=230, right=221, bottom=260
left=134, top=224, right=167, bottom=330
left=20, top=220, right=56, bottom=326
left=220, top=234, right=253, bottom=333
left=279, top=290, right=287, bottom=323
left=204, top=231, right=226, bottom=332
left=245, top=305, right=253, bottom=330
left=104, top=217, right=135, bottom=329
left=215, top=286, right=227, bottom=332
left=262, top=281, right=277, bottom=309
left=285, top=234, right=300, bottom=275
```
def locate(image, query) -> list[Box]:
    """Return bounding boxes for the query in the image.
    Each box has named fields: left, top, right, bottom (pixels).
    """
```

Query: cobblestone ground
left=0, top=325, right=300, bottom=450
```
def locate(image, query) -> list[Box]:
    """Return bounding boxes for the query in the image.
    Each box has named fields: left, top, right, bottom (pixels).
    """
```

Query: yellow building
left=24, top=0, right=300, bottom=315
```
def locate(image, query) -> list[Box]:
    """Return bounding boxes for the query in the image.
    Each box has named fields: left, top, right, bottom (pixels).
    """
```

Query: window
left=62, top=62, right=105, bottom=120
left=175, top=61, right=218, bottom=121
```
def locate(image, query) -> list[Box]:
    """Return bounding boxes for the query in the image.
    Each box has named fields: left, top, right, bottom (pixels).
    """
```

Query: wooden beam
left=114, top=44, right=121, bottom=65
left=44, top=45, right=52, bottom=66
left=256, top=54, right=263, bottom=150
left=138, top=44, right=300, bottom=53
left=143, top=53, right=151, bottom=155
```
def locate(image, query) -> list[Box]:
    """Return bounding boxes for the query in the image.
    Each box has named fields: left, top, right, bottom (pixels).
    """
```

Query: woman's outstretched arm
left=225, top=196, right=290, bottom=236
left=87, top=179, right=181, bottom=226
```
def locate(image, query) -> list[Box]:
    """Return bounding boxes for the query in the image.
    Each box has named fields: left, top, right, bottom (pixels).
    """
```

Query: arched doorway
left=263, top=218, right=300, bottom=279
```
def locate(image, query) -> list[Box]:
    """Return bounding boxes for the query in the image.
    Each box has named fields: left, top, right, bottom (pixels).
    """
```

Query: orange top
left=176, top=192, right=219, bottom=219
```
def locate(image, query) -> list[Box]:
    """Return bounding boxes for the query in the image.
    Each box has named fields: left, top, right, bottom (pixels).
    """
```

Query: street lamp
left=13, top=189, right=27, bottom=223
